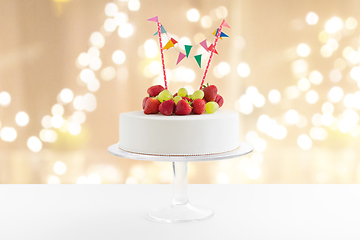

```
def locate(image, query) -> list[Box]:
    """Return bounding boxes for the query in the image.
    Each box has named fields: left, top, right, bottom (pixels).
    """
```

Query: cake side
left=119, top=109, right=240, bottom=156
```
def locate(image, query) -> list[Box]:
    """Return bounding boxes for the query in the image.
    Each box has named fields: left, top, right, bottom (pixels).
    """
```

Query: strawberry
left=142, top=96, right=150, bottom=109
left=202, top=85, right=218, bottom=102
left=147, top=85, right=165, bottom=97
left=173, top=93, right=178, bottom=97
left=192, top=98, right=205, bottom=115
left=215, top=94, right=224, bottom=108
left=182, top=96, right=192, bottom=102
left=144, top=98, right=160, bottom=114
left=159, top=99, right=175, bottom=116
left=175, top=99, right=192, bottom=115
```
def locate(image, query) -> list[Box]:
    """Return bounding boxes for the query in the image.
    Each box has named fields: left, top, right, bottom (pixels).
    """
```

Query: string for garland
left=157, top=22, right=168, bottom=90
left=199, top=24, right=223, bottom=89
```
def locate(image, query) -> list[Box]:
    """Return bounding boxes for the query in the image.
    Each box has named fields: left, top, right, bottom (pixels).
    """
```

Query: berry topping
left=158, top=90, right=173, bottom=102
left=205, top=101, right=219, bottom=114
left=175, top=99, right=192, bottom=115
left=144, top=98, right=160, bottom=114
left=192, top=98, right=206, bottom=115
left=147, top=85, right=164, bottom=97
left=159, top=99, right=176, bottom=116
left=177, top=87, right=188, bottom=97
left=215, top=94, right=224, bottom=108
left=142, top=96, right=150, bottom=109
left=202, top=85, right=218, bottom=102
left=182, top=96, right=192, bottom=102
left=173, top=96, right=182, bottom=105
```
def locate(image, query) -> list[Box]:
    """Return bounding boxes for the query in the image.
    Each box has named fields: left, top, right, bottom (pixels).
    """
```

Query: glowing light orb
left=325, top=17, right=343, bottom=33
left=118, top=23, right=133, bottom=38
left=345, top=17, right=357, bottom=30
left=69, top=122, right=81, bottom=135
left=297, top=43, right=311, bottom=57
left=237, top=62, right=250, bottom=77
left=298, top=78, right=310, bottom=91
left=268, top=89, right=281, bottom=104
left=0, top=127, right=17, bottom=142
left=308, top=70, right=323, bottom=85
left=285, top=110, right=299, bottom=124
left=60, top=89, right=74, bottom=103
left=105, top=3, right=118, bottom=17
left=305, top=90, right=319, bottom=104
left=15, top=112, right=29, bottom=127
left=112, top=50, right=126, bottom=64
left=328, top=86, right=344, bottom=103
left=201, top=16, right=212, bottom=28
left=297, top=134, right=312, bottom=150
left=114, top=12, right=128, bottom=26
left=90, top=32, right=105, bottom=48
left=27, top=136, right=42, bottom=152
left=0, top=91, right=11, bottom=107
left=306, top=12, right=319, bottom=25
left=128, top=0, right=140, bottom=11
left=322, top=102, right=334, bottom=114
left=53, top=161, right=67, bottom=175
left=104, top=18, right=116, bottom=32
left=246, top=166, right=261, bottom=180
left=187, top=9, right=200, bottom=22
left=51, top=115, right=64, bottom=129
left=101, top=66, right=116, bottom=81
left=51, top=104, right=64, bottom=116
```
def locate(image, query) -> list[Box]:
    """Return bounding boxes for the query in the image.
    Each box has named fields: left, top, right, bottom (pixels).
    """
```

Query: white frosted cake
left=119, top=109, right=240, bottom=156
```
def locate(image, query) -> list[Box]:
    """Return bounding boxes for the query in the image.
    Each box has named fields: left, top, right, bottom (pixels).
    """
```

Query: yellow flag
left=163, top=40, right=174, bottom=50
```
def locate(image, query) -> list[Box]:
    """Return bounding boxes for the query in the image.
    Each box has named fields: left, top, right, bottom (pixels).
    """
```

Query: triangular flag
left=176, top=52, right=186, bottom=65
left=163, top=39, right=174, bottom=50
left=147, top=16, right=159, bottom=22
left=208, top=44, right=218, bottom=55
left=170, top=38, right=178, bottom=45
left=199, top=40, right=208, bottom=51
left=194, top=54, right=202, bottom=68
left=184, top=45, right=193, bottom=58
left=212, top=29, right=223, bottom=40
left=153, top=25, right=166, bottom=36
left=221, top=19, right=231, bottom=28
left=220, top=32, right=229, bottom=38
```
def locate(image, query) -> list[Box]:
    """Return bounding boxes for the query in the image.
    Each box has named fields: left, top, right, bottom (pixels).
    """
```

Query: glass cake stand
left=108, top=142, right=253, bottom=223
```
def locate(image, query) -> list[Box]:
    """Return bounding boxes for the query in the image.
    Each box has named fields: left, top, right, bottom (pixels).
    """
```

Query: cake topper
left=144, top=16, right=229, bottom=116
left=147, top=16, right=231, bottom=90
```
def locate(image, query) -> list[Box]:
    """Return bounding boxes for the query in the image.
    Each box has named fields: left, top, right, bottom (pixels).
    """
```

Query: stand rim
left=108, top=142, right=253, bottom=162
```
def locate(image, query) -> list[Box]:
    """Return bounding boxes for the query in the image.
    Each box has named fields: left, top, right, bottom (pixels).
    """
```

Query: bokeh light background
left=1, top=0, right=360, bottom=184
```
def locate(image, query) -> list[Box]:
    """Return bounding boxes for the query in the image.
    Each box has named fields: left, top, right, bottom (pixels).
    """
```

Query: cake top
left=143, top=17, right=230, bottom=116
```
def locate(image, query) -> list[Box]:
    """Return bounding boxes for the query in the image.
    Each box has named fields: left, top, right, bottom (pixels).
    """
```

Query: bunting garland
left=147, top=16, right=230, bottom=72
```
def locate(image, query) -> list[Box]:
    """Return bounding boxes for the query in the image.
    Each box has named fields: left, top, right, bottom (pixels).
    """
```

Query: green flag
left=194, top=54, right=202, bottom=68
left=184, top=45, right=193, bottom=58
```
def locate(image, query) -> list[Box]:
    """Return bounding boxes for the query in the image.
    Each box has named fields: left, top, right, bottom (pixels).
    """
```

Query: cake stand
left=108, top=142, right=253, bottom=223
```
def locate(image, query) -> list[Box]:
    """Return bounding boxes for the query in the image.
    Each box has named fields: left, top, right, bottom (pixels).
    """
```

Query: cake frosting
left=119, top=109, right=240, bottom=156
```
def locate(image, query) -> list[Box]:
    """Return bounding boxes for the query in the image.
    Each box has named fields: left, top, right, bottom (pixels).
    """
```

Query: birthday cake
left=118, top=17, right=238, bottom=156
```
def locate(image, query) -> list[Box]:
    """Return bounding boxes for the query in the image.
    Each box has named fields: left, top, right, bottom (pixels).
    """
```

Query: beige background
left=1, top=0, right=360, bottom=184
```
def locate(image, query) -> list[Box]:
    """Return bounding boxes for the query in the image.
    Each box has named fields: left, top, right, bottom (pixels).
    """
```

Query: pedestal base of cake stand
left=108, top=142, right=253, bottom=223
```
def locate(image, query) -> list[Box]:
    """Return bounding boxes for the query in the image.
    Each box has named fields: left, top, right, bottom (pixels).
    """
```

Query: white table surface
left=0, top=184, right=359, bottom=240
